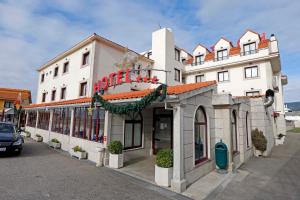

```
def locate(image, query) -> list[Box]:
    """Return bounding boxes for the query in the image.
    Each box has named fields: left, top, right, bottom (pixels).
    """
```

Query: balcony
left=214, top=56, right=229, bottom=62
left=240, top=49, right=259, bottom=56
left=191, top=61, right=204, bottom=66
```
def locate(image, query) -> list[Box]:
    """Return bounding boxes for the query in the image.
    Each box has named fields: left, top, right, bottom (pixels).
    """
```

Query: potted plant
left=155, top=149, right=173, bottom=187
left=108, top=141, right=123, bottom=169
left=35, top=134, right=43, bottom=142
left=71, top=145, right=87, bottom=160
left=275, top=133, right=285, bottom=145
left=21, top=131, right=31, bottom=138
left=49, top=138, right=61, bottom=149
left=251, top=129, right=267, bottom=157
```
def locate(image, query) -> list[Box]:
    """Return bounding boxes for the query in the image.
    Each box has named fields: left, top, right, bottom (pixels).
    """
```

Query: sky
left=0, top=0, right=299, bottom=103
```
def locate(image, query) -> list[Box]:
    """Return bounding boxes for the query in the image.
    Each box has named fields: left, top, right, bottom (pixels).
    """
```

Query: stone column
left=171, top=104, right=187, bottom=193
left=48, top=109, right=54, bottom=143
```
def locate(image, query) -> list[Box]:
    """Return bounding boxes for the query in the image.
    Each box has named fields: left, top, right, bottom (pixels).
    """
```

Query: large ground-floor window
left=194, top=106, right=207, bottom=164
left=27, top=110, right=37, bottom=127
left=73, top=107, right=105, bottom=142
left=52, top=108, right=71, bottom=135
left=37, top=110, right=50, bottom=130
left=124, top=112, right=143, bottom=150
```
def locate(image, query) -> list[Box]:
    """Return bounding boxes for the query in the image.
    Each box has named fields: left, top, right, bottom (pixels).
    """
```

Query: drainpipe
left=264, top=89, right=275, bottom=107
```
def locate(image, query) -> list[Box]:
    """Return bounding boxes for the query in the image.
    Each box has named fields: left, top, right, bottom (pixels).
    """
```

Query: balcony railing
left=191, top=61, right=204, bottom=66
left=240, top=49, right=259, bottom=56
left=214, top=56, right=229, bottom=62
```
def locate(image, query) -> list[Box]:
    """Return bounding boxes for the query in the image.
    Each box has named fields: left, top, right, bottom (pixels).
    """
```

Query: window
left=195, top=74, right=205, bottom=83
left=246, top=112, right=250, bottom=148
left=79, top=82, right=87, bottom=96
left=147, top=70, right=151, bottom=78
left=61, top=87, right=66, bottom=99
left=37, top=110, right=50, bottom=130
left=217, top=49, right=228, bottom=61
left=41, top=74, right=45, bottom=82
left=4, top=101, right=13, bottom=108
left=52, top=108, right=71, bottom=135
left=175, top=69, right=181, bottom=82
left=195, top=55, right=204, bottom=65
left=245, top=66, right=258, bottom=78
left=51, top=90, right=56, bottom=101
left=243, top=42, right=256, bottom=55
left=42, top=92, right=47, bottom=102
left=246, top=91, right=260, bottom=96
left=27, top=111, right=37, bottom=127
left=231, top=110, right=238, bottom=154
left=54, top=67, right=59, bottom=77
left=218, top=71, right=229, bottom=82
left=63, top=62, right=69, bottom=73
left=82, top=52, right=90, bottom=66
left=124, top=112, right=143, bottom=150
left=181, top=58, right=186, bottom=63
left=194, top=106, right=207, bottom=164
left=175, top=49, right=180, bottom=61
left=73, top=107, right=105, bottom=142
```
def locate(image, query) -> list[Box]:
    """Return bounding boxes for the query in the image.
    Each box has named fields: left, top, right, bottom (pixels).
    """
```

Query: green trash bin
left=215, top=141, right=228, bottom=170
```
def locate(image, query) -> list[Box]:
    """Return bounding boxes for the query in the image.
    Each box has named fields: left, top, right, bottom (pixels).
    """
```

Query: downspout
left=264, top=89, right=275, bottom=107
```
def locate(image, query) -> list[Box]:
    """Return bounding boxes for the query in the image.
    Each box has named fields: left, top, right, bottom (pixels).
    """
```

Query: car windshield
left=0, top=123, right=15, bottom=134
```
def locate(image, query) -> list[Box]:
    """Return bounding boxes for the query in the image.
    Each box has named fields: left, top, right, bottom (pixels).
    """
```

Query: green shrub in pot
left=251, top=128, right=267, bottom=152
left=156, top=149, right=173, bottom=168
left=108, top=141, right=123, bottom=154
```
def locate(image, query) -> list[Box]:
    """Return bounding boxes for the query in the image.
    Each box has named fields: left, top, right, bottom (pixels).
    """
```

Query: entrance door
left=153, top=108, right=173, bottom=154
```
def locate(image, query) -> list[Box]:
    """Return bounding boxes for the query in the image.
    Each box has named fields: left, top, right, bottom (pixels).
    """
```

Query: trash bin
left=215, top=141, right=228, bottom=170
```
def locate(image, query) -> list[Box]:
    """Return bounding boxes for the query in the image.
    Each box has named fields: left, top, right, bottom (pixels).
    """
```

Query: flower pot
left=71, top=151, right=87, bottom=160
left=254, top=149, right=263, bottom=157
left=155, top=165, right=173, bottom=187
left=49, top=141, right=61, bottom=149
left=35, top=136, right=43, bottom=142
left=109, top=153, right=123, bottom=169
left=275, top=136, right=285, bottom=145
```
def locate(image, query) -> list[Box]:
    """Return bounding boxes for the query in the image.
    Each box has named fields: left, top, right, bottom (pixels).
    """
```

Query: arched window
left=231, top=110, right=238, bottom=154
left=194, top=106, right=208, bottom=164
left=124, top=112, right=143, bottom=150
left=246, top=112, right=250, bottom=148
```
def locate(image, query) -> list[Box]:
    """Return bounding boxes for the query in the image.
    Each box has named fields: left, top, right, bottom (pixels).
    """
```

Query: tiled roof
left=229, top=47, right=241, bottom=56
left=0, top=88, right=31, bottom=102
left=24, top=81, right=216, bottom=108
left=258, top=39, right=269, bottom=49
left=204, top=52, right=214, bottom=61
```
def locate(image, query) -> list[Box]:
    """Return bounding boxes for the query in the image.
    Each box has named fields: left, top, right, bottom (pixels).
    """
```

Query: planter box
left=21, top=131, right=31, bottom=138
left=109, top=153, right=123, bottom=169
left=155, top=165, right=173, bottom=187
left=275, top=136, right=285, bottom=145
left=49, top=141, right=61, bottom=149
left=35, top=136, right=43, bottom=142
left=71, top=151, right=87, bottom=160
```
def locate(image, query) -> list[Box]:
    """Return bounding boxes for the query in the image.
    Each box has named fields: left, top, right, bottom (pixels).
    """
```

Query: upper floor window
left=82, top=52, right=90, bottom=66
left=195, top=74, right=205, bottom=83
left=246, top=91, right=260, bottom=96
left=41, top=74, right=45, bottom=83
left=51, top=90, right=56, bottom=101
left=54, top=67, right=59, bottom=77
left=175, top=68, right=181, bottom=82
left=63, top=62, right=69, bottom=73
left=217, top=49, right=228, bottom=61
left=245, top=66, right=258, bottom=78
left=195, top=55, right=204, bottom=65
left=42, top=92, right=47, bottom=102
left=218, top=71, right=229, bottom=82
left=175, top=49, right=180, bottom=61
left=79, top=82, right=87, bottom=96
left=4, top=101, right=13, bottom=108
left=243, top=42, right=256, bottom=55
left=61, top=87, right=66, bottom=100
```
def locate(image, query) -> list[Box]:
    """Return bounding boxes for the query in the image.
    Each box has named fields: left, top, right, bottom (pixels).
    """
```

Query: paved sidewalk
left=205, top=132, right=300, bottom=200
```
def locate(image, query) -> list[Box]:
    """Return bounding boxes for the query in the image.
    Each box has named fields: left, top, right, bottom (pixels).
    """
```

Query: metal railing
left=191, top=61, right=204, bottom=66
left=240, top=49, right=259, bottom=56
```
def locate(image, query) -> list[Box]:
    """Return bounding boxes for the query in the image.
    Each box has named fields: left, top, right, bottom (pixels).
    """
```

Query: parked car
left=0, top=122, right=24, bottom=155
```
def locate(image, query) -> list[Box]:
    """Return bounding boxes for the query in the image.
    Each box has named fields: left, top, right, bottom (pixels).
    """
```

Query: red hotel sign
left=93, top=68, right=159, bottom=93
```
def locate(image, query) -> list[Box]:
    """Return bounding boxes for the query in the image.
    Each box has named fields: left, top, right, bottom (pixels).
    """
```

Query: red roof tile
left=204, top=52, right=214, bottom=61
left=24, top=81, right=216, bottom=108
left=229, top=47, right=241, bottom=56
left=258, top=39, right=269, bottom=49
left=0, top=88, right=31, bottom=103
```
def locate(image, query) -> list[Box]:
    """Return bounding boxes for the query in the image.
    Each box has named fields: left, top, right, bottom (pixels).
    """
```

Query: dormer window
left=175, top=49, right=180, bottom=61
left=195, top=55, right=204, bottom=65
left=243, top=42, right=256, bottom=55
left=217, top=49, right=228, bottom=61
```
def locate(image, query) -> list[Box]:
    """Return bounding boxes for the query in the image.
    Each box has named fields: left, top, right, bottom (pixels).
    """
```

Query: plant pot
left=71, top=151, right=87, bottom=160
left=35, top=136, right=43, bottom=142
left=49, top=141, right=61, bottom=149
left=275, top=136, right=285, bottom=145
left=21, top=132, right=30, bottom=138
left=254, top=149, right=263, bottom=157
left=155, top=165, right=173, bottom=187
left=109, top=153, right=123, bottom=169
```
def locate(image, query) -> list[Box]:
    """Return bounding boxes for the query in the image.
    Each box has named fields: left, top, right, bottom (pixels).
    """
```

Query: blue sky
left=0, top=0, right=299, bottom=103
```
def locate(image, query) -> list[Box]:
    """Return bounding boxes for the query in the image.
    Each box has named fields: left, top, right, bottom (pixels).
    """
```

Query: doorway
left=152, top=108, right=173, bottom=154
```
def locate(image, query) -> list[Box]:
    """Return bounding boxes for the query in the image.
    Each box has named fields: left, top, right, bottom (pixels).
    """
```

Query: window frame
left=217, top=71, right=229, bottom=82
left=216, top=49, right=228, bottom=61
left=63, top=62, right=69, bottom=74
left=175, top=48, right=180, bottom=61
left=79, top=82, right=87, bottom=97
left=246, top=91, right=260, bottom=96
left=41, top=74, right=45, bottom=83
left=42, top=92, right=47, bottom=102
left=195, top=54, right=204, bottom=65
left=51, top=90, right=56, bottom=101
left=174, top=68, right=181, bottom=82
left=82, top=51, right=90, bottom=66
left=194, top=106, right=208, bottom=165
left=124, top=112, right=143, bottom=150
left=243, top=42, right=257, bottom=55
left=244, top=66, right=259, bottom=79
left=195, top=74, right=205, bottom=83
left=54, top=66, right=59, bottom=77
left=60, top=87, right=66, bottom=100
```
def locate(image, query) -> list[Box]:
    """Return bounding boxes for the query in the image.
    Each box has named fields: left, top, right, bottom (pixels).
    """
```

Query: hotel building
left=24, top=28, right=287, bottom=192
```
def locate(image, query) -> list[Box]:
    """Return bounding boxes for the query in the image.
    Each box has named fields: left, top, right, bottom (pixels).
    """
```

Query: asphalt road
left=0, top=139, right=190, bottom=200
left=206, top=131, right=300, bottom=200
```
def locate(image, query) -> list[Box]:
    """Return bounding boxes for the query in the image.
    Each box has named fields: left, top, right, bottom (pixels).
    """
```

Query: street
left=0, top=139, right=189, bottom=200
